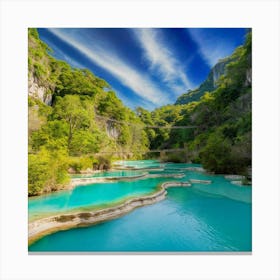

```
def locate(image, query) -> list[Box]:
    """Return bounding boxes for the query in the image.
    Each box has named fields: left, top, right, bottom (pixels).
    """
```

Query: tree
left=28, top=151, right=50, bottom=196
left=28, top=148, right=70, bottom=196
left=70, top=130, right=101, bottom=155
left=199, top=131, right=233, bottom=173
left=52, top=95, right=90, bottom=152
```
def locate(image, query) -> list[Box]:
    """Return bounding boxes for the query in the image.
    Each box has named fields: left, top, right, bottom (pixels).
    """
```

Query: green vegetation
left=28, top=28, right=148, bottom=196
left=138, top=31, right=251, bottom=177
left=28, top=28, right=252, bottom=196
left=175, top=57, right=232, bottom=105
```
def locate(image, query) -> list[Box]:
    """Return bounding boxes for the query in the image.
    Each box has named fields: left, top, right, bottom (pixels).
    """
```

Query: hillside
left=28, top=28, right=252, bottom=196
left=28, top=28, right=149, bottom=196
left=138, top=31, right=252, bottom=177
left=175, top=56, right=232, bottom=105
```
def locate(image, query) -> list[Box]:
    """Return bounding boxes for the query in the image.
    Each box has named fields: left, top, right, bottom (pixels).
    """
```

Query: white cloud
left=114, top=88, right=154, bottom=111
left=48, top=28, right=170, bottom=106
left=188, top=29, right=233, bottom=67
left=133, top=29, right=192, bottom=91
left=40, top=36, right=86, bottom=69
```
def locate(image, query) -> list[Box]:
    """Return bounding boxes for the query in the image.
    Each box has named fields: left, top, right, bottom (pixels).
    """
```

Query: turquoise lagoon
left=70, top=170, right=146, bottom=178
left=28, top=177, right=167, bottom=221
left=29, top=160, right=252, bottom=252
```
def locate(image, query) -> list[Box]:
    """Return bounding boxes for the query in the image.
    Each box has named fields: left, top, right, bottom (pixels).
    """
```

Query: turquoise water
left=71, top=170, right=146, bottom=178
left=28, top=161, right=252, bottom=252
left=28, top=177, right=166, bottom=221
left=114, top=159, right=165, bottom=169
left=29, top=188, right=251, bottom=252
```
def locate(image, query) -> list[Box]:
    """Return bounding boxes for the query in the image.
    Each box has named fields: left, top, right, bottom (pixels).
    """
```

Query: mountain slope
left=175, top=56, right=232, bottom=105
left=28, top=28, right=149, bottom=196
left=138, top=31, right=252, bottom=177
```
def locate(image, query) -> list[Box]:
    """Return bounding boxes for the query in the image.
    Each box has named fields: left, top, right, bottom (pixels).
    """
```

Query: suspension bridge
left=94, top=115, right=196, bottom=159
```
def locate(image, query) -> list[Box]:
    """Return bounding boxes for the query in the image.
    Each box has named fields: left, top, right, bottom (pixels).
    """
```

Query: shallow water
left=28, top=177, right=166, bottom=221
left=29, top=188, right=251, bottom=252
left=71, top=170, right=146, bottom=178
left=114, top=159, right=165, bottom=169
left=28, top=161, right=252, bottom=252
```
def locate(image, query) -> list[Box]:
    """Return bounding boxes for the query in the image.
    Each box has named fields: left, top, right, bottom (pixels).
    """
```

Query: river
left=28, top=160, right=252, bottom=252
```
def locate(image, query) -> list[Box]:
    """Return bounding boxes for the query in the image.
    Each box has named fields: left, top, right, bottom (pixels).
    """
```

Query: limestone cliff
left=106, top=122, right=120, bottom=139
left=28, top=75, right=52, bottom=105
left=175, top=57, right=231, bottom=105
left=212, top=58, right=229, bottom=85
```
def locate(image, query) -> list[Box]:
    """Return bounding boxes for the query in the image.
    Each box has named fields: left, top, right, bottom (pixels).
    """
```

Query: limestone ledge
left=230, top=180, right=243, bottom=186
left=224, top=175, right=245, bottom=180
left=70, top=172, right=185, bottom=187
left=113, top=166, right=165, bottom=172
left=189, top=179, right=212, bottom=184
left=183, top=167, right=206, bottom=172
left=28, top=181, right=191, bottom=245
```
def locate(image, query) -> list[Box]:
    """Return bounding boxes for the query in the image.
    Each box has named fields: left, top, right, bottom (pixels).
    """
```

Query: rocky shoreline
left=28, top=181, right=191, bottom=245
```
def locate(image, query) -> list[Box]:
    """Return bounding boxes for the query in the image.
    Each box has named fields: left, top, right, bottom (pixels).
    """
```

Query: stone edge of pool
left=69, top=172, right=186, bottom=187
left=28, top=181, right=191, bottom=246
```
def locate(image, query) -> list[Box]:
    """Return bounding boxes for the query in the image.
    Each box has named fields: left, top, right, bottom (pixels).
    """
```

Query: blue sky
left=38, top=28, right=247, bottom=110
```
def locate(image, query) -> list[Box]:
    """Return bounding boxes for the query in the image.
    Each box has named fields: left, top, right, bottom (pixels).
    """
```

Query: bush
left=93, top=156, right=112, bottom=170
left=28, top=152, right=50, bottom=196
left=28, top=148, right=70, bottom=196
left=200, top=130, right=249, bottom=174
left=191, top=156, right=201, bottom=164
left=68, top=156, right=93, bottom=173
left=163, top=152, right=186, bottom=163
left=200, top=131, right=233, bottom=174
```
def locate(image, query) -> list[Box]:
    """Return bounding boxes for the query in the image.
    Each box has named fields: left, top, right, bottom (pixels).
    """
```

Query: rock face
left=28, top=75, right=52, bottom=105
left=245, top=53, right=252, bottom=87
left=175, top=57, right=231, bottom=105
left=212, top=59, right=229, bottom=85
left=245, top=68, right=252, bottom=86
left=106, top=121, right=120, bottom=139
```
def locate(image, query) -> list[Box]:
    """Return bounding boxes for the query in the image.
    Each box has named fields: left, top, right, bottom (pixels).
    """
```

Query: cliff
left=28, top=75, right=52, bottom=105
left=175, top=56, right=231, bottom=105
left=28, top=28, right=150, bottom=196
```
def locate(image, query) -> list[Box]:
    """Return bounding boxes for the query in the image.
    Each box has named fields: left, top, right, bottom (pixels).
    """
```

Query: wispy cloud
left=48, top=28, right=170, bottom=106
left=46, top=41, right=85, bottom=69
left=133, top=29, right=192, bottom=93
left=114, top=88, right=154, bottom=111
left=188, top=29, right=235, bottom=67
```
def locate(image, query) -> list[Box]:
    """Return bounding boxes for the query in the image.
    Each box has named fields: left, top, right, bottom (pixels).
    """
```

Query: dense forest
left=28, top=28, right=251, bottom=196
left=28, top=28, right=149, bottom=196
left=137, top=31, right=252, bottom=174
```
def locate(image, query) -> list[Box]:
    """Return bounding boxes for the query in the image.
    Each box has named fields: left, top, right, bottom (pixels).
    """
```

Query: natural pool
left=70, top=170, right=146, bottom=179
left=28, top=177, right=166, bottom=221
left=28, top=160, right=252, bottom=252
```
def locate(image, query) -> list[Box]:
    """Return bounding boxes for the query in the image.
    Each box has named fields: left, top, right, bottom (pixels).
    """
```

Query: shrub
left=28, top=148, right=70, bottom=196
left=68, top=156, right=93, bottom=173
